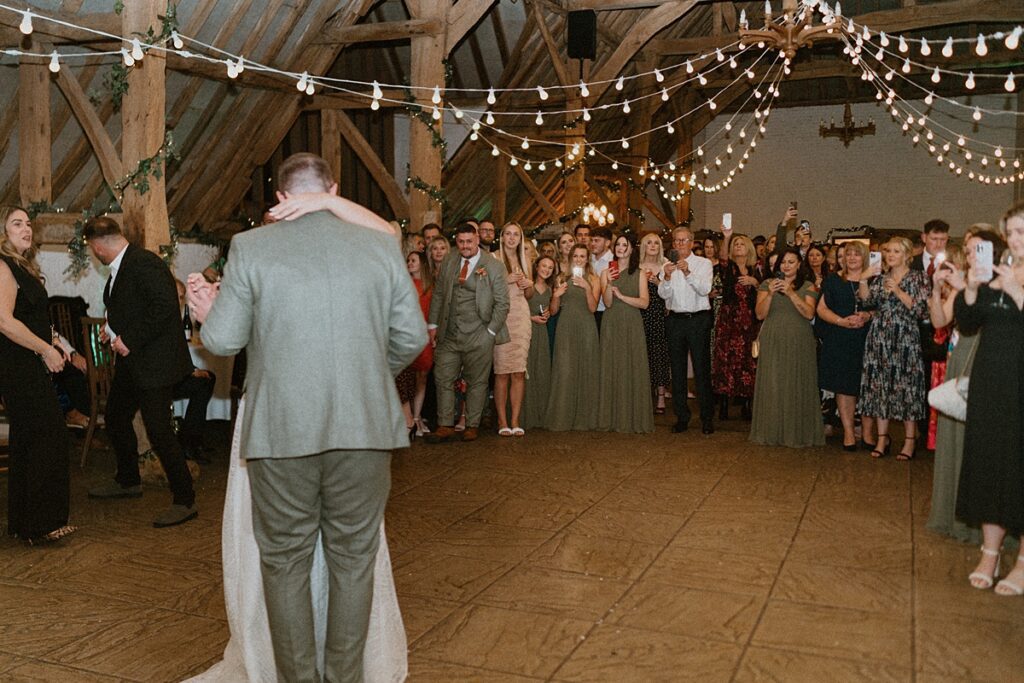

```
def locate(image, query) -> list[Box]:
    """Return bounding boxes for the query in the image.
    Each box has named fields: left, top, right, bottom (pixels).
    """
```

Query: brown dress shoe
left=425, top=426, right=457, bottom=444
left=461, top=427, right=479, bottom=442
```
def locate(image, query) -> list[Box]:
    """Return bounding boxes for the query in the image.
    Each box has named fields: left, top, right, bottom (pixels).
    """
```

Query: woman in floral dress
left=712, top=234, right=761, bottom=420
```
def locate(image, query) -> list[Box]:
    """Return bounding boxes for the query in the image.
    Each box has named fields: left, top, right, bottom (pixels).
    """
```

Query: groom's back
left=203, top=210, right=427, bottom=459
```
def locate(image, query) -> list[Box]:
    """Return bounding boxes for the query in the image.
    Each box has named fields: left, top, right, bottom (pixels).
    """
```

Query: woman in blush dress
left=493, top=223, right=534, bottom=436
left=857, top=237, right=932, bottom=460
left=638, top=232, right=670, bottom=414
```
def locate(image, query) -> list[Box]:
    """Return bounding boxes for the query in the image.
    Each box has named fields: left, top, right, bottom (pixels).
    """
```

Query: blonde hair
left=728, top=234, right=757, bottom=268
left=499, top=222, right=530, bottom=274
left=566, top=244, right=597, bottom=281
left=639, top=232, right=666, bottom=266
left=0, top=206, right=43, bottom=283
left=1001, top=199, right=1024, bottom=233
left=841, top=241, right=869, bottom=277
left=884, top=236, right=914, bottom=267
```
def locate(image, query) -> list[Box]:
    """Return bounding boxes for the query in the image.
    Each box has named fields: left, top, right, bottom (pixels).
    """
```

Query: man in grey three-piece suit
left=190, top=153, right=426, bottom=682
left=426, top=223, right=509, bottom=443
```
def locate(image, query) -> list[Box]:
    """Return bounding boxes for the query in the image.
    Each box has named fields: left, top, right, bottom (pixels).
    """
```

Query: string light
left=965, top=72, right=975, bottom=89
left=941, top=37, right=953, bottom=57
left=919, top=37, right=931, bottom=57
left=975, top=34, right=988, bottom=56
left=48, top=50, right=59, bottom=73
left=579, top=81, right=589, bottom=97
left=537, top=85, right=548, bottom=101
left=121, top=48, right=135, bottom=67
left=18, top=9, right=31, bottom=35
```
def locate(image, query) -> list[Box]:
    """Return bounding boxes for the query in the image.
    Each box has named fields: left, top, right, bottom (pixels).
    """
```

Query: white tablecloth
left=173, top=341, right=235, bottom=421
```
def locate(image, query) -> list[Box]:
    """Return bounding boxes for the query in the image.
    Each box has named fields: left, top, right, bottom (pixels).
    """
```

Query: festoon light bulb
left=975, top=34, right=988, bottom=56
left=1006, top=73, right=1017, bottom=92
left=919, top=38, right=931, bottom=56
left=48, top=50, right=60, bottom=73
left=941, top=37, right=953, bottom=58
left=1006, top=26, right=1022, bottom=50
left=965, top=71, right=976, bottom=89
left=579, top=81, right=589, bottom=97
left=130, top=38, right=144, bottom=62
left=536, top=85, right=548, bottom=101
left=19, top=10, right=32, bottom=35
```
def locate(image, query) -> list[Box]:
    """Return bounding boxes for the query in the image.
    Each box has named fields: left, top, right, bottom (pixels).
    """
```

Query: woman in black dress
left=638, top=232, right=670, bottom=414
left=0, top=206, right=75, bottom=544
left=957, top=203, right=1024, bottom=595
left=816, top=241, right=874, bottom=450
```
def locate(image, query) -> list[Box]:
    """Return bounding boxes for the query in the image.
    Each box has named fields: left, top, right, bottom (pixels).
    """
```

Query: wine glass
left=997, top=251, right=1015, bottom=308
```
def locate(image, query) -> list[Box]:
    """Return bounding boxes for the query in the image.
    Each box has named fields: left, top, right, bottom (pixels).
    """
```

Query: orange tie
left=458, top=258, right=470, bottom=285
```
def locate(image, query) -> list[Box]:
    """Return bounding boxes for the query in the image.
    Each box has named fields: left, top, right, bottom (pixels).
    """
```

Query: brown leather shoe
left=425, top=426, right=457, bottom=444
left=461, top=427, right=479, bottom=442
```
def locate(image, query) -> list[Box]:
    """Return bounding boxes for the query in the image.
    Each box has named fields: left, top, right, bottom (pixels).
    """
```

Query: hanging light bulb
left=708, top=98, right=717, bottom=111
left=1006, top=73, right=1017, bottom=92
left=615, top=76, right=625, bottom=91
left=522, top=139, right=530, bottom=150
left=431, top=86, right=441, bottom=105
left=486, top=111, right=495, bottom=125
left=131, top=38, right=144, bottom=62
left=372, top=80, right=383, bottom=100
left=19, top=10, right=32, bottom=35
left=919, top=37, right=931, bottom=56
left=966, top=150, right=973, bottom=160
left=901, top=58, right=911, bottom=73
left=698, top=73, right=708, bottom=86
left=973, top=106, right=982, bottom=121
left=621, top=138, right=630, bottom=149
left=729, top=56, right=738, bottom=69
left=579, top=81, right=589, bottom=97
left=965, top=71, right=975, bottom=89
left=572, top=143, right=581, bottom=156
left=582, top=108, right=591, bottom=122
left=862, top=25, right=871, bottom=40
left=623, top=100, right=631, bottom=114
left=535, top=111, right=544, bottom=125
left=685, top=60, right=694, bottom=74
left=492, top=146, right=500, bottom=157
left=305, top=81, right=315, bottom=96
left=510, top=158, right=518, bottom=167
left=925, top=91, right=934, bottom=105
left=468, top=131, right=477, bottom=141
left=234, top=55, right=245, bottom=74
left=48, top=50, right=60, bottom=74
left=471, top=121, right=481, bottom=131
left=876, top=47, right=885, bottom=61
left=661, top=88, right=669, bottom=102
left=524, top=162, right=532, bottom=171
left=666, top=122, right=675, bottom=134
left=371, top=95, right=382, bottom=110
left=912, top=134, right=920, bottom=144
left=539, top=162, right=546, bottom=171
left=537, top=85, right=548, bottom=101
left=487, top=88, right=496, bottom=105
left=122, top=48, right=135, bottom=68
left=941, top=37, right=953, bottom=58
left=611, top=161, right=619, bottom=170
left=931, top=66, right=941, bottom=83
left=957, top=135, right=966, bottom=146
left=975, top=34, right=988, bottom=56
left=715, top=48, right=725, bottom=62
left=995, top=146, right=1003, bottom=157
left=884, top=69, right=894, bottom=81
left=697, top=146, right=704, bottom=157
left=171, top=31, right=184, bottom=50
left=746, top=69, right=755, bottom=79
left=898, top=35, right=909, bottom=53
left=296, top=71, right=308, bottom=92
left=226, top=58, right=239, bottom=79
left=1006, top=26, right=1022, bottom=50
left=654, top=68, right=664, bottom=82
left=879, top=32, right=890, bottom=47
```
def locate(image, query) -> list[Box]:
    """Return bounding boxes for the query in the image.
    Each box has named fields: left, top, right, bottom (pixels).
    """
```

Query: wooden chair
left=48, top=300, right=77, bottom=347
left=80, top=317, right=115, bottom=467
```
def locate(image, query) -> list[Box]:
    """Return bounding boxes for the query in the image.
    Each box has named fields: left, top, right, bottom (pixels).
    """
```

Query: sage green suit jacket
left=428, top=250, right=511, bottom=345
left=200, top=212, right=428, bottom=459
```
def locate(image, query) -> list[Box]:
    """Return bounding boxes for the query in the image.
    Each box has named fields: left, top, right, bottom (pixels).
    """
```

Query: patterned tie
left=458, top=258, right=470, bottom=285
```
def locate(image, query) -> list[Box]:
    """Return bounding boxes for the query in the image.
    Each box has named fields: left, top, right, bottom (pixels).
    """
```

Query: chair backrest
left=80, top=317, right=115, bottom=404
left=49, top=300, right=77, bottom=347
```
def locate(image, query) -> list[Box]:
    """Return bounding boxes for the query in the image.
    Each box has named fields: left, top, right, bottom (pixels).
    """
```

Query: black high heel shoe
left=870, top=434, right=890, bottom=459
left=896, top=436, right=917, bottom=461
left=408, top=425, right=417, bottom=441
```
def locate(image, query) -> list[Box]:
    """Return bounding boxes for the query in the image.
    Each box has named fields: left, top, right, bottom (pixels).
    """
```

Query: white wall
left=689, top=95, right=1017, bottom=237
left=39, top=242, right=221, bottom=318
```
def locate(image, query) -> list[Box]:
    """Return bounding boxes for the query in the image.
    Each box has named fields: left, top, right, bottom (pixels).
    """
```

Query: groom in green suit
left=427, top=223, right=510, bottom=443
left=190, top=153, right=426, bottom=683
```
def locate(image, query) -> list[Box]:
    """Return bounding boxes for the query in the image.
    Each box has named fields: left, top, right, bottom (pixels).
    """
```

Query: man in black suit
left=83, top=217, right=198, bottom=527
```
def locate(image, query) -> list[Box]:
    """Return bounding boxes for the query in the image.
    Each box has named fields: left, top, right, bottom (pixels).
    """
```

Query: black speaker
left=567, top=10, right=597, bottom=61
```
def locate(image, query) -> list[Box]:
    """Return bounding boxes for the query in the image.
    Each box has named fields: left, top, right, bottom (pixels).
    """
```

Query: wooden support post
left=493, top=154, right=508, bottom=226
left=320, top=110, right=342, bottom=187
left=120, top=0, right=168, bottom=252
left=408, top=2, right=449, bottom=231
left=18, top=55, right=52, bottom=205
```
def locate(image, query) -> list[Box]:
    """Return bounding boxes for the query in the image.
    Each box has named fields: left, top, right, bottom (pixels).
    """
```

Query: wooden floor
left=1, top=415, right=1021, bottom=682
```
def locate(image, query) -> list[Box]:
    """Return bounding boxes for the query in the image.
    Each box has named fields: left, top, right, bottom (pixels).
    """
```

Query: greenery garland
left=91, top=4, right=180, bottom=111
left=406, top=173, right=449, bottom=211
left=114, top=129, right=179, bottom=198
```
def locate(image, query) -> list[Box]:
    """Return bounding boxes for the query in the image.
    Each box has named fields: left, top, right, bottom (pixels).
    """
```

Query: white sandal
left=511, top=427, right=525, bottom=437
left=994, top=555, right=1024, bottom=596
left=498, top=427, right=513, bottom=437
left=968, top=546, right=1001, bottom=590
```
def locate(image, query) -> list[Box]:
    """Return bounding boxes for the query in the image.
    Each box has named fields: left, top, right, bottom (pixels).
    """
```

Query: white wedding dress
left=187, top=398, right=408, bottom=682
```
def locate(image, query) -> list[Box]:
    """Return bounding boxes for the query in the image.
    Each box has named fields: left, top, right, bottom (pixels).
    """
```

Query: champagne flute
left=997, top=250, right=1015, bottom=308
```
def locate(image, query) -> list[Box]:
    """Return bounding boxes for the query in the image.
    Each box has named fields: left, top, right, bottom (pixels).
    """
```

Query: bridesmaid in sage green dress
left=749, top=248, right=825, bottom=448
left=597, top=235, right=653, bottom=433
left=523, top=256, right=565, bottom=429
left=546, top=245, right=600, bottom=431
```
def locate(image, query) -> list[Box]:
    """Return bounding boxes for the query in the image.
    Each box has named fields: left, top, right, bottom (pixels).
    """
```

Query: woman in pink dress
left=493, top=223, right=534, bottom=436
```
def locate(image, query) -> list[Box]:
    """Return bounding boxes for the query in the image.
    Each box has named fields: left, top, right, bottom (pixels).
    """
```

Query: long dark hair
left=776, top=247, right=810, bottom=290
left=614, top=234, right=640, bottom=275
left=804, top=243, right=830, bottom=281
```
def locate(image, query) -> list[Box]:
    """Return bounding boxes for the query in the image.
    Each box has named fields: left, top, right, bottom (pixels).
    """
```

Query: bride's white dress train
left=187, top=398, right=408, bottom=682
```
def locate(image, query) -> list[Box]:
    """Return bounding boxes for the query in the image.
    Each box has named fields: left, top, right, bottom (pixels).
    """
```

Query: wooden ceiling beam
left=530, top=0, right=571, bottom=87
left=316, top=18, right=442, bottom=45
left=446, top=0, right=497, bottom=54
left=589, top=0, right=699, bottom=103
left=567, top=0, right=687, bottom=9
left=653, top=0, right=1024, bottom=55
left=0, top=9, right=120, bottom=44
left=512, top=163, right=561, bottom=221
left=334, top=111, right=409, bottom=218
left=53, top=67, right=124, bottom=189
